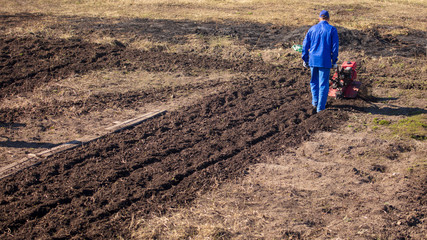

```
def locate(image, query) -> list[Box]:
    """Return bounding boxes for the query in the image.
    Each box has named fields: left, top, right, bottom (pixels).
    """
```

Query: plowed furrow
left=0, top=72, right=349, bottom=239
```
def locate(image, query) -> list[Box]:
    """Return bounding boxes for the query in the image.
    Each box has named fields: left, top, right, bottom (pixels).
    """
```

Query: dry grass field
left=0, top=0, right=426, bottom=239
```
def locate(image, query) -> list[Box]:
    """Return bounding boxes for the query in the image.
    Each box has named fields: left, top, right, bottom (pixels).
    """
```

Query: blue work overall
left=302, top=20, right=339, bottom=112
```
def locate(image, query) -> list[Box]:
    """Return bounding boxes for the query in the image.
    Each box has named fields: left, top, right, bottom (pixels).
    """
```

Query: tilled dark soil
left=0, top=35, right=274, bottom=99
left=0, top=73, right=349, bottom=239
left=0, top=13, right=425, bottom=239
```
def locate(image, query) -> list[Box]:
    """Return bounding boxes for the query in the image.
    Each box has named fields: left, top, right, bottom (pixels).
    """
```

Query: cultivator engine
left=328, top=61, right=361, bottom=99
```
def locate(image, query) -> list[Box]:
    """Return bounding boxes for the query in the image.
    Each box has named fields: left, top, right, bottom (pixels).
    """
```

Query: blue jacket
left=302, top=21, right=339, bottom=68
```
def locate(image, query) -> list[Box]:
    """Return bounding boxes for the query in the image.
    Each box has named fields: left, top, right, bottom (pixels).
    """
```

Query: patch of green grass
left=390, top=114, right=427, bottom=140
left=379, top=120, right=391, bottom=125
left=372, top=117, right=391, bottom=125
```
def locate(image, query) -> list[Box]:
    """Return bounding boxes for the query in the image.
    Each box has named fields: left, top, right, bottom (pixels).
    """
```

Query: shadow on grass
left=373, top=97, right=399, bottom=101
left=0, top=122, right=26, bottom=128
left=0, top=139, right=59, bottom=149
left=333, top=104, right=427, bottom=116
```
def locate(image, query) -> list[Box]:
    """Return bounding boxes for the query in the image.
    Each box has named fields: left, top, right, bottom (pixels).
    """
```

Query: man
left=302, top=10, right=339, bottom=113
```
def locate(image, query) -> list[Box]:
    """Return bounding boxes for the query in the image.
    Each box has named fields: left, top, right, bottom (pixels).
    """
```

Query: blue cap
left=319, top=10, right=329, bottom=18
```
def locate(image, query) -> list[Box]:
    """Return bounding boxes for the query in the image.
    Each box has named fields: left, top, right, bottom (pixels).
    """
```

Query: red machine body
left=328, top=61, right=361, bottom=98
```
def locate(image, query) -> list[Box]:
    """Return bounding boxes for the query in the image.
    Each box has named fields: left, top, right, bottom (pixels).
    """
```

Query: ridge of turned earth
left=0, top=69, right=352, bottom=238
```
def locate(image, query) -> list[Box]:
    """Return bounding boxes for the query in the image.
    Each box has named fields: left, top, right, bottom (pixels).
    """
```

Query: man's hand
left=332, top=63, right=338, bottom=69
left=303, top=62, right=309, bottom=68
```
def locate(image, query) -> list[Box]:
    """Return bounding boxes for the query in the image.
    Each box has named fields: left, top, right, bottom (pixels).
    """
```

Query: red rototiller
left=328, top=61, right=361, bottom=99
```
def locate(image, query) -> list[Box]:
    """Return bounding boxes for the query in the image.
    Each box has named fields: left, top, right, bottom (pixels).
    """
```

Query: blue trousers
left=310, top=67, right=330, bottom=112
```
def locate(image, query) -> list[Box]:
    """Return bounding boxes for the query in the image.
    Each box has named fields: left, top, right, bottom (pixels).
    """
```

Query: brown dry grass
left=1, top=0, right=426, bottom=30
